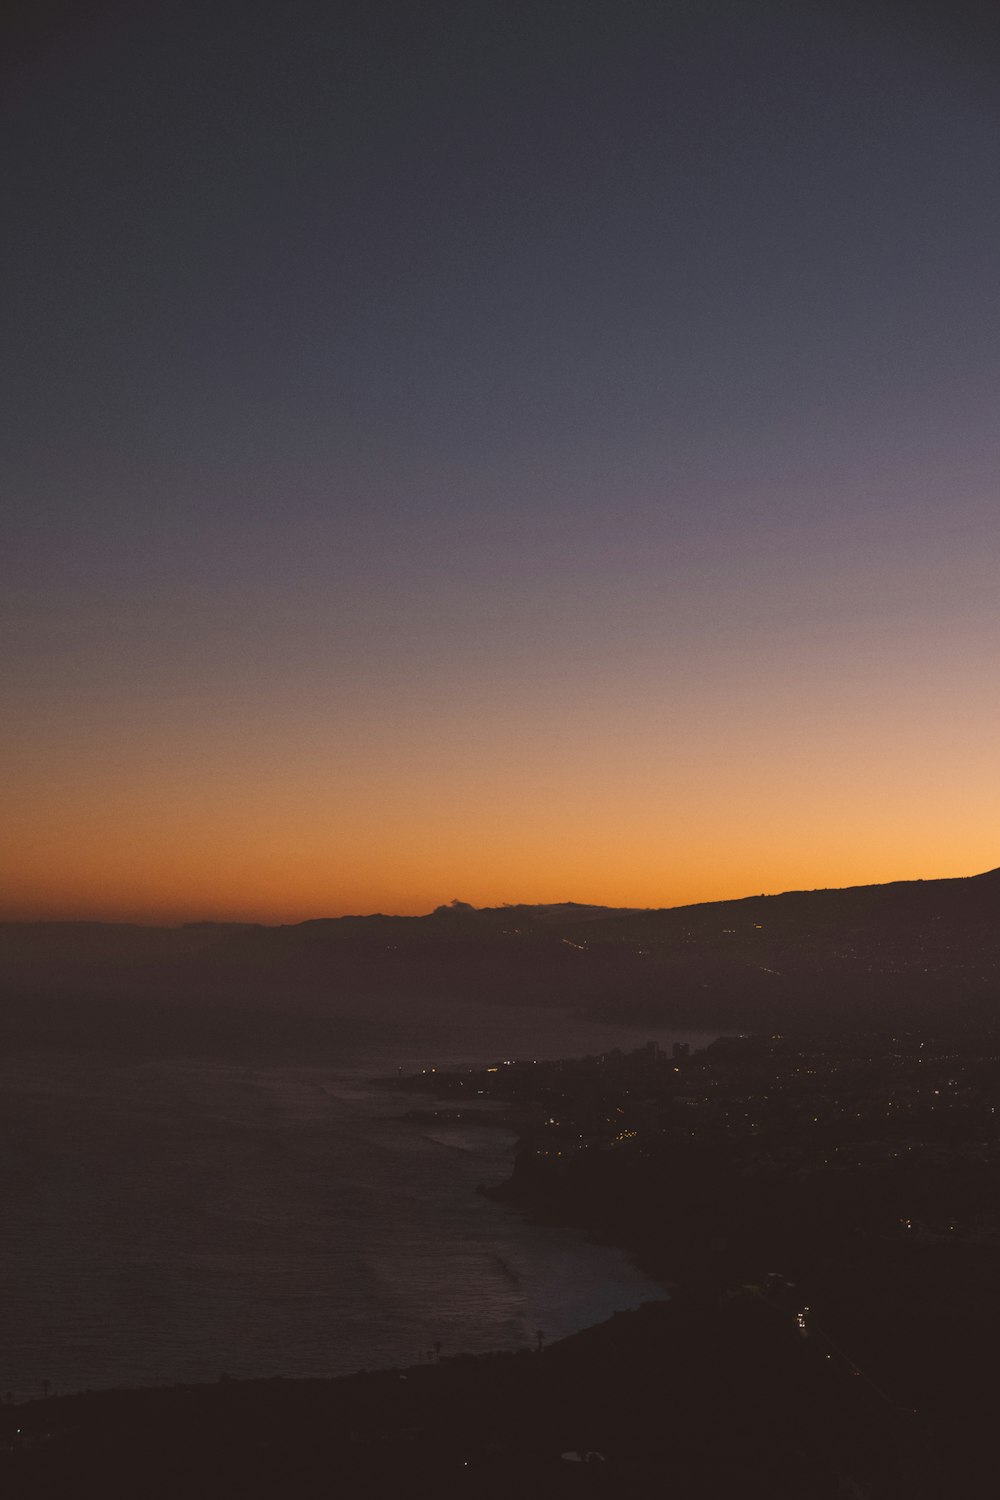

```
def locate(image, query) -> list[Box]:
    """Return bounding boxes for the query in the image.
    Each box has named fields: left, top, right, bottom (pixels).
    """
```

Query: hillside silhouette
left=2, top=867, right=998, bottom=1037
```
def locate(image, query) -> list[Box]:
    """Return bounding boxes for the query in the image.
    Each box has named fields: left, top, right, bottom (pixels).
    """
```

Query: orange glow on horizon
left=3, top=728, right=996, bottom=926
left=5, top=511, right=998, bottom=927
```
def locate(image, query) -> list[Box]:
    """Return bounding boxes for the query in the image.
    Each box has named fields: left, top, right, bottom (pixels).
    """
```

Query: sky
left=3, top=0, right=999, bottom=923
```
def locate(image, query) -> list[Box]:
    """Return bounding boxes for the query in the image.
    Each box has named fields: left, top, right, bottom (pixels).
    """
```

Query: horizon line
left=2, top=864, right=996, bottom=929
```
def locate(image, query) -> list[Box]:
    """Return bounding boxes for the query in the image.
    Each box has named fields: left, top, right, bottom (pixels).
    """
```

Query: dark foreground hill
left=1, top=1290, right=951, bottom=1499
left=2, top=866, right=999, bottom=1032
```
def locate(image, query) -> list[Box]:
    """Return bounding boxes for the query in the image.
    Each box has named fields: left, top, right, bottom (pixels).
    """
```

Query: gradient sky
left=3, top=0, right=999, bottom=922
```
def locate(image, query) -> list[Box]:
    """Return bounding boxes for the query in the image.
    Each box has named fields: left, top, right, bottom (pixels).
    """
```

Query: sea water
left=0, top=996, right=711, bottom=1397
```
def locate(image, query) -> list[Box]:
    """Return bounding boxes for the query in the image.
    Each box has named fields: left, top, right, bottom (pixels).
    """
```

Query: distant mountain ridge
left=2, top=866, right=999, bottom=1032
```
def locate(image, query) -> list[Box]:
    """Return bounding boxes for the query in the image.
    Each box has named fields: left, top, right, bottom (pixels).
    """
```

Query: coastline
left=10, top=1030, right=1000, bottom=1494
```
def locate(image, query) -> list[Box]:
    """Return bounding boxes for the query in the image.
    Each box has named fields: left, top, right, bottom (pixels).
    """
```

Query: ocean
left=1, top=994, right=711, bottom=1398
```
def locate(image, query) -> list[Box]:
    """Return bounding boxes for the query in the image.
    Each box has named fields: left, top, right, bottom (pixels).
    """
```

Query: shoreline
left=380, top=1068, right=683, bottom=1295
left=9, top=1029, right=1000, bottom=1493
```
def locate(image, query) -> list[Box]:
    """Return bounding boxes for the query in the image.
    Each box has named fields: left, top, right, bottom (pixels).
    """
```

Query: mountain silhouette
left=2, top=867, right=998, bottom=1034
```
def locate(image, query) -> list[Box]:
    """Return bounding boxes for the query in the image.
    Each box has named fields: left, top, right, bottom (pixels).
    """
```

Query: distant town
left=378, top=1030, right=1000, bottom=1490
left=391, top=1030, right=1000, bottom=1257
